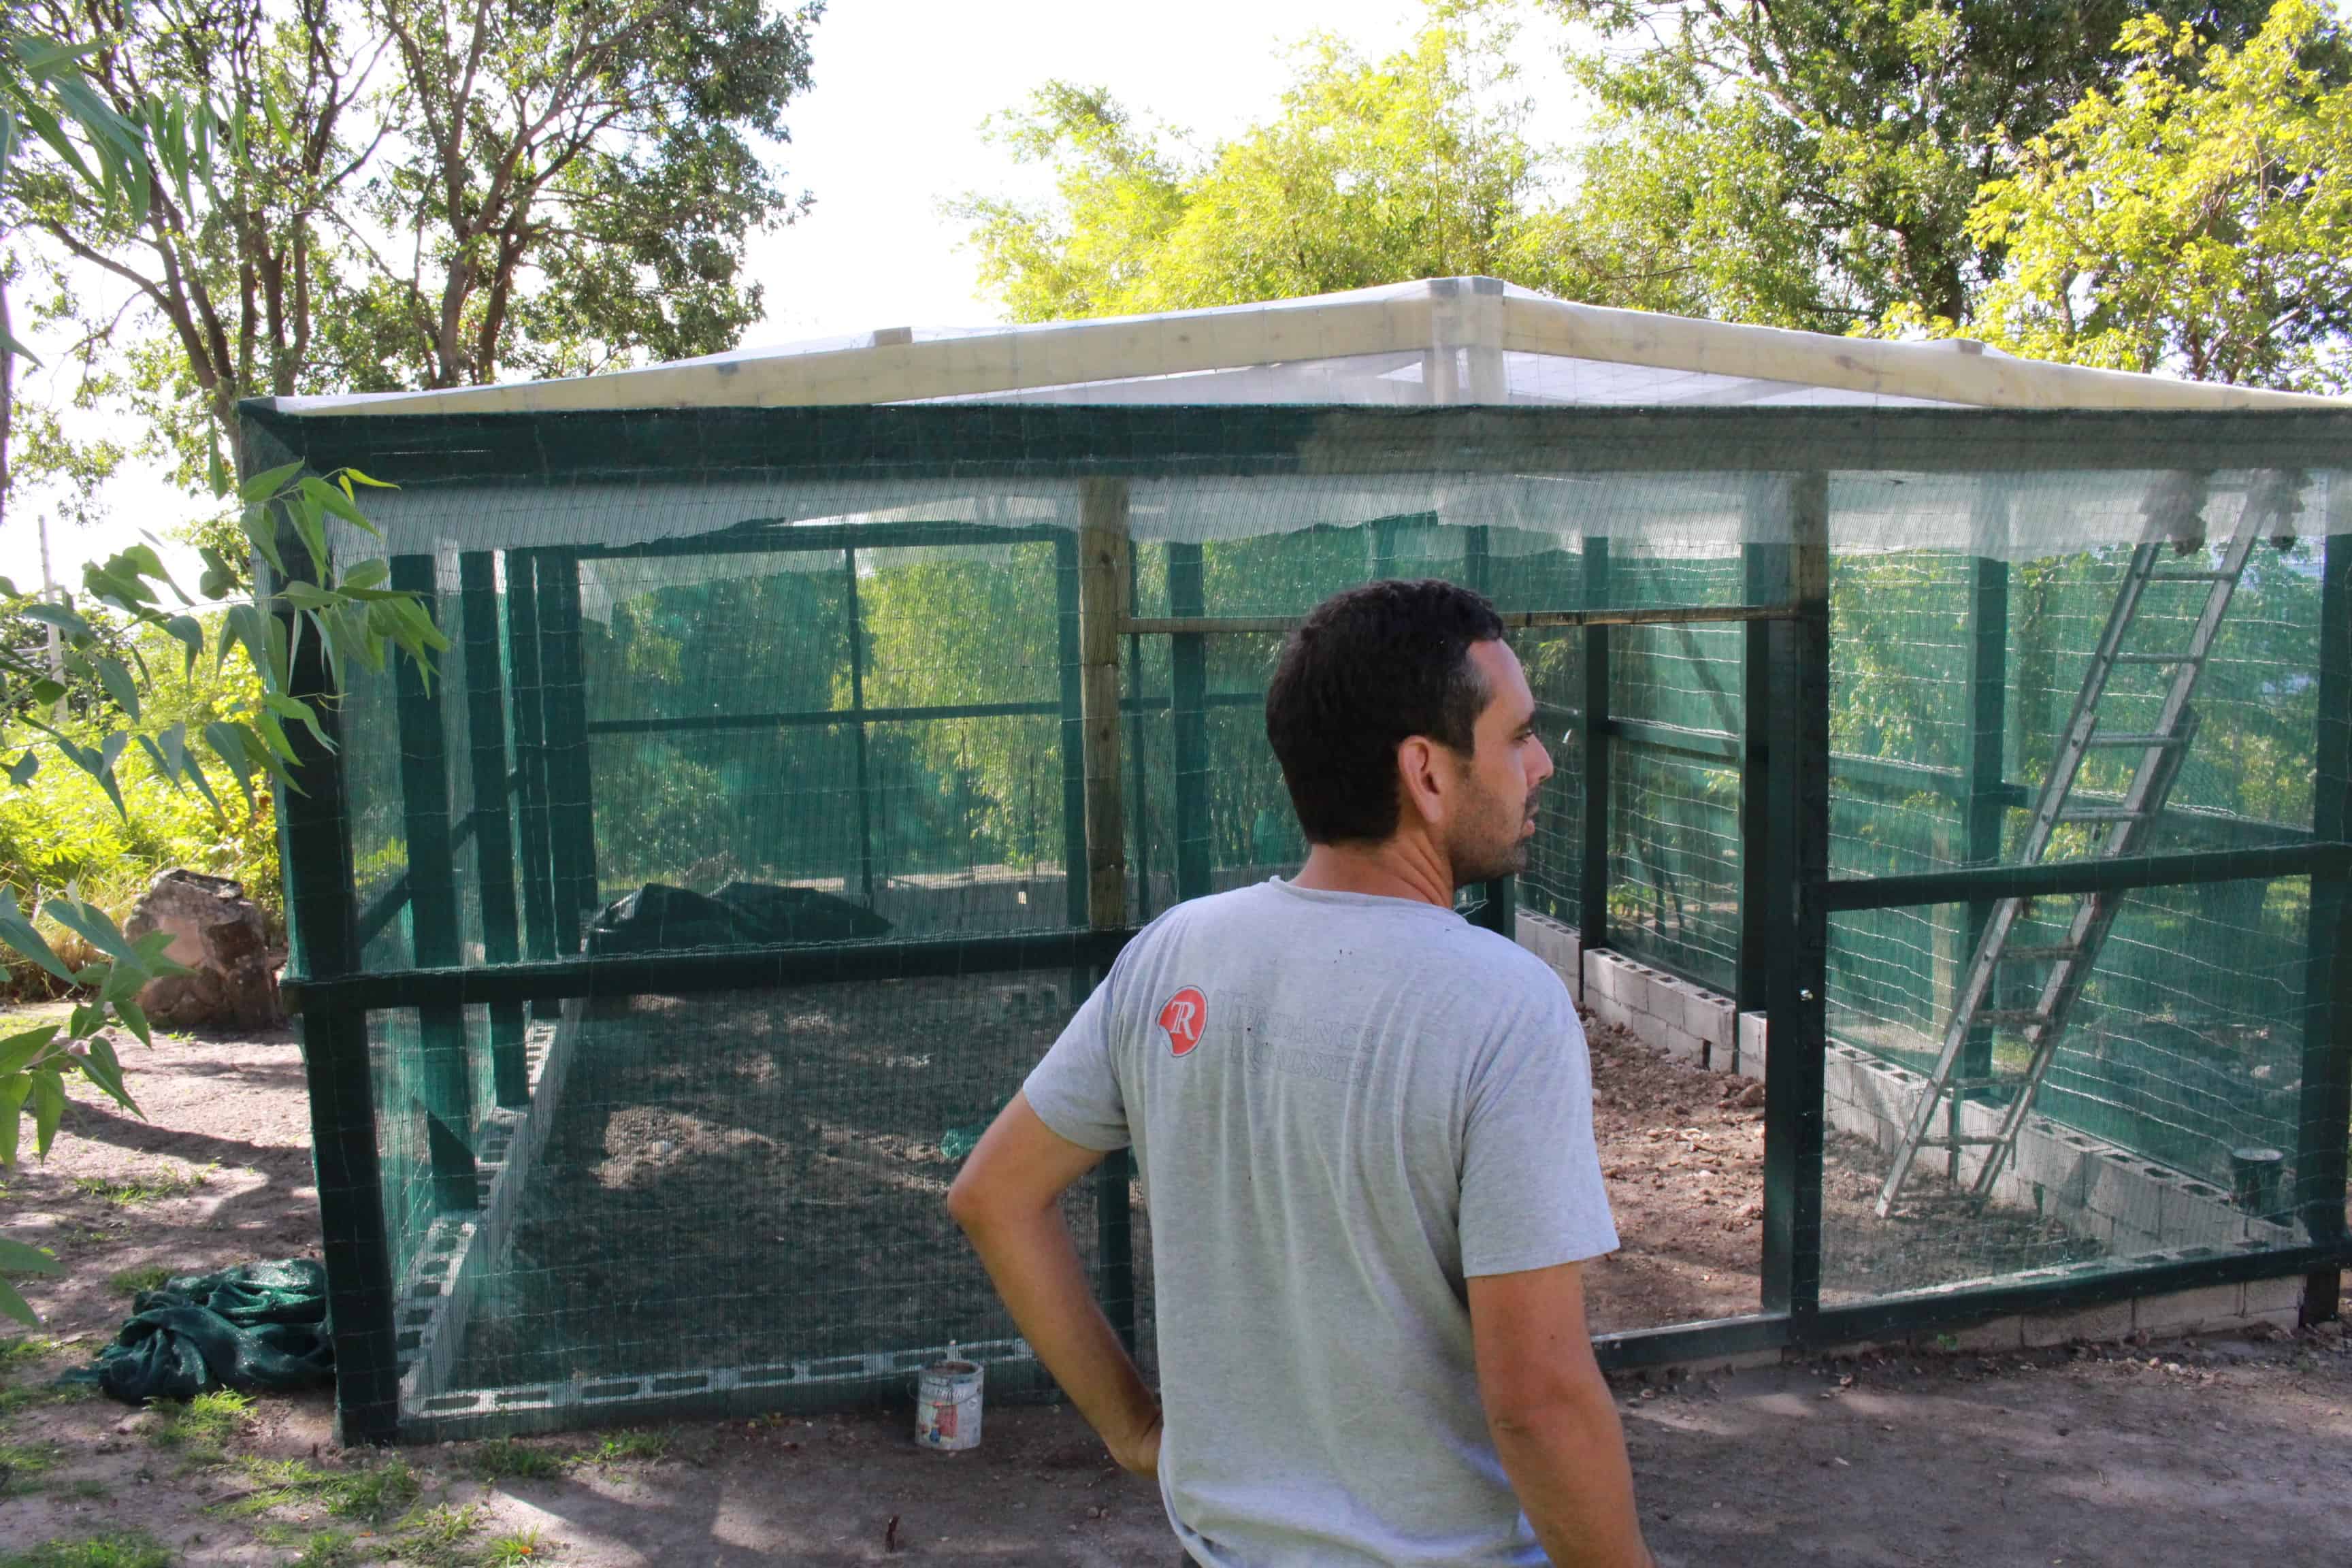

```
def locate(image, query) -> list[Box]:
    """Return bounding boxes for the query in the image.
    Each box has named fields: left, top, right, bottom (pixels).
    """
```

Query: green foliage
left=591, top=1427, right=670, bottom=1463
left=466, top=1439, right=567, bottom=1484
left=1543, top=0, right=2295, bottom=330
left=482, top=1530, right=549, bottom=1568
left=148, top=1390, right=252, bottom=1463
left=960, top=23, right=1592, bottom=318
left=106, top=1264, right=171, bottom=1294
left=0, top=1435, right=63, bottom=1492
left=223, top=1455, right=421, bottom=1526
left=1958, top=0, right=2352, bottom=392
left=74, top=1166, right=208, bottom=1207
left=0, top=1536, right=172, bottom=1568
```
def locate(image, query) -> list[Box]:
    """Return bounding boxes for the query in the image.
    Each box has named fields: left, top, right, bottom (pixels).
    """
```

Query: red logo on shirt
left=1158, top=987, right=1208, bottom=1056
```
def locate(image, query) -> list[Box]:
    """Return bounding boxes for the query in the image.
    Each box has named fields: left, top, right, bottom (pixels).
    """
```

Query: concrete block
left=2021, top=1300, right=2134, bottom=1348
left=1684, top=989, right=1734, bottom=1049
left=2240, top=1275, right=2304, bottom=1318
left=1938, top=1315, right=2023, bottom=1353
left=1736, top=1012, right=1767, bottom=1079
left=2134, top=1284, right=2244, bottom=1335
left=1659, top=1023, right=1705, bottom=1065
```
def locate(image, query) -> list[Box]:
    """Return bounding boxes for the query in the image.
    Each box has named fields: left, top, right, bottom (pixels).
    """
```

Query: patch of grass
left=591, top=1428, right=668, bottom=1464
left=223, top=1456, right=422, bottom=1527
left=391, top=1505, right=485, bottom=1568
left=289, top=1533, right=361, bottom=1568
left=467, top=1439, right=565, bottom=1483
left=0, top=1336, right=61, bottom=1375
left=149, top=1390, right=253, bottom=1463
left=70, top=1167, right=208, bottom=1207
left=61, top=1477, right=111, bottom=1500
left=0, top=1437, right=65, bottom=1494
left=483, top=1529, right=549, bottom=1568
left=0, top=1535, right=173, bottom=1568
left=108, top=1267, right=174, bottom=1296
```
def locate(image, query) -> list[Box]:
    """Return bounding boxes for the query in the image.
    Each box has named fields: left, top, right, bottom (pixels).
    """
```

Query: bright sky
left=4, top=0, right=1589, bottom=591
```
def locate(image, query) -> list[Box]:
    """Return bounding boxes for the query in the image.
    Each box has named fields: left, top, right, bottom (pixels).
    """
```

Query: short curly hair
left=1264, top=579, right=1505, bottom=845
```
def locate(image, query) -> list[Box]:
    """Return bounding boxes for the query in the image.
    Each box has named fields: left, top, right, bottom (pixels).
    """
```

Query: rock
left=124, top=870, right=282, bottom=1030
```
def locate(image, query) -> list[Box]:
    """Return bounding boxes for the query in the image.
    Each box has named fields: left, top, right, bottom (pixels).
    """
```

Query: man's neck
left=1288, top=837, right=1456, bottom=909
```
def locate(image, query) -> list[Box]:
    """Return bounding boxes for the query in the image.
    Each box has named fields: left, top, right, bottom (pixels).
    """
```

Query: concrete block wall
left=1514, top=913, right=2315, bottom=1332
left=1518, top=913, right=1739, bottom=1071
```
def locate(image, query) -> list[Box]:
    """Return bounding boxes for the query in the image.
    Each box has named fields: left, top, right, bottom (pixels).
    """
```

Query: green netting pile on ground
left=69, top=1260, right=333, bottom=1405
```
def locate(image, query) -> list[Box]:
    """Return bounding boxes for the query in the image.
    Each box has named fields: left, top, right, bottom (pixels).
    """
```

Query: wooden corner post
left=1077, top=478, right=1137, bottom=1353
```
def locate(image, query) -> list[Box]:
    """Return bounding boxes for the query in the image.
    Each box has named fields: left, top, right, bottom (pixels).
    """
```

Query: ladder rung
left=1976, top=1009, right=2051, bottom=1029
left=2110, top=652, right=2198, bottom=666
left=2082, top=732, right=2187, bottom=749
left=2144, top=568, right=2235, bottom=583
left=1947, top=1077, right=2016, bottom=1092
left=1999, top=944, right=2084, bottom=962
left=1916, top=1135, right=2011, bottom=1149
left=2055, top=806, right=2149, bottom=823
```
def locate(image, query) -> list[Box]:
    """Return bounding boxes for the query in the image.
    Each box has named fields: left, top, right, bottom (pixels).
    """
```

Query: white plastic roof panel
left=265, top=276, right=2340, bottom=417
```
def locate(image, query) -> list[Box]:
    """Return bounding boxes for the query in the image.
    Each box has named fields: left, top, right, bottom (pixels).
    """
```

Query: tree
left=1541, top=0, right=2293, bottom=331
left=1960, top=0, right=2352, bottom=393
left=12, top=0, right=818, bottom=489
left=958, top=24, right=1590, bottom=319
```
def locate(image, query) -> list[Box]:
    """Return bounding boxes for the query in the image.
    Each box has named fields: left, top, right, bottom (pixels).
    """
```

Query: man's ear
left=1395, top=734, right=1450, bottom=829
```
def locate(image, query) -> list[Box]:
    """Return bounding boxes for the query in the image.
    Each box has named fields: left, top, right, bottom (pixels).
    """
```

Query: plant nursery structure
left=241, top=278, right=2352, bottom=1444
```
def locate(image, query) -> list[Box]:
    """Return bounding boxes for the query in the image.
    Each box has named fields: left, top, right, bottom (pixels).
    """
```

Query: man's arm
left=946, top=1092, right=1161, bottom=1475
left=1468, top=1261, right=1652, bottom=1568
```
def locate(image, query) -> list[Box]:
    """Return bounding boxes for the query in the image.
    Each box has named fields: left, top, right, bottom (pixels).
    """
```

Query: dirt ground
left=5, top=1006, right=2351, bottom=1568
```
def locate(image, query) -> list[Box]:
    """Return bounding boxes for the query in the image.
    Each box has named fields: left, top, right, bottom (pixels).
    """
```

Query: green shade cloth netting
left=69, top=1259, right=333, bottom=1404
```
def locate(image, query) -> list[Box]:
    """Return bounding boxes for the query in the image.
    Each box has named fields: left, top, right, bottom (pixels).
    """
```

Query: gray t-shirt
left=1024, top=879, right=1618, bottom=1567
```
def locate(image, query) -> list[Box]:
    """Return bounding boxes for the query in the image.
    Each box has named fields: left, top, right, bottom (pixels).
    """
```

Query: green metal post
left=504, top=551, right=558, bottom=963
left=1956, top=553, right=2010, bottom=1175
left=536, top=549, right=598, bottom=951
left=2301, top=524, right=2351, bottom=1323
left=1738, top=536, right=1792, bottom=1013
left=258, top=438, right=400, bottom=1443
left=1056, top=533, right=1088, bottom=928
left=843, top=548, right=877, bottom=906
left=1760, top=474, right=1830, bottom=1327
left=1580, top=536, right=1612, bottom=946
left=389, top=555, right=476, bottom=1213
left=1169, top=542, right=1211, bottom=902
left=458, top=553, right=529, bottom=1108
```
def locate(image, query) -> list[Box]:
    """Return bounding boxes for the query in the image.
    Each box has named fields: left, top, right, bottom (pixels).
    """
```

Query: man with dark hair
left=949, top=580, right=1651, bottom=1567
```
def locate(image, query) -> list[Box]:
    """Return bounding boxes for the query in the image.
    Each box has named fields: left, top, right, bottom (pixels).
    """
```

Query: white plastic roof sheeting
left=269, top=276, right=2338, bottom=416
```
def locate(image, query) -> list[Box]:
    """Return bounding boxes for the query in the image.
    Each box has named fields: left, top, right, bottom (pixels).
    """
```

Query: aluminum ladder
left=1874, top=470, right=2299, bottom=1217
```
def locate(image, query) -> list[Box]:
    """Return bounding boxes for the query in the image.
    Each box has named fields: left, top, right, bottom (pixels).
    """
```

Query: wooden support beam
left=1079, top=480, right=1132, bottom=930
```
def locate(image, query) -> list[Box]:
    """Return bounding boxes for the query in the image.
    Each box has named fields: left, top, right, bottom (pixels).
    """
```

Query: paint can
left=915, top=1359, right=984, bottom=1452
left=2230, top=1147, right=2285, bottom=1218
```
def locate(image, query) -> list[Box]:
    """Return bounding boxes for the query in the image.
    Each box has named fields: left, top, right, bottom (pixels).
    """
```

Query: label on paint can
left=915, top=1359, right=984, bottom=1452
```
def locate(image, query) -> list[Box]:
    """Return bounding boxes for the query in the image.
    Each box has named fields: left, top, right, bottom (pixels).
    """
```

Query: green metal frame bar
left=1055, top=534, right=1087, bottom=928
left=842, top=548, right=877, bottom=906
left=574, top=520, right=1063, bottom=561
left=255, top=436, right=402, bottom=1446
left=1464, top=526, right=1513, bottom=937
left=2300, top=527, right=2351, bottom=1322
left=1760, top=474, right=1830, bottom=1328
left=283, top=928, right=1139, bottom=1015
left=459, top=553, right=529, bottom=1107
left=1169, top=543, right=1210, bottom=902
left=239, top=404, right=2352, bottom=485
left=1580, top=537, right=1611, bottom=945
left=1822, top=842, right=2351, bottom=912
left=504, top=551, right=558, bottom=963
left=1957, top=555, right=2011, bottom=1163
left=389, top=556, right=477, bottom=1211
left=1737, top=540, right=1789, bottom=1011
left=536, top=550, right=597, bottom=951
